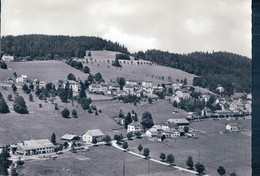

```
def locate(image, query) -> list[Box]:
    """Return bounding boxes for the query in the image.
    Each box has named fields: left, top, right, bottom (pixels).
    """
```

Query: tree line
left=1, top=35, right=129, bottom=60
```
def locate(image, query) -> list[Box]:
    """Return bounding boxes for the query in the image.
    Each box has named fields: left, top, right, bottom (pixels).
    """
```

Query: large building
left=166, top=119, right=190, bottom=129
left=82, top=129, right=104, bottom=143
left=16, top=139, right=55, bottom=156
left=16, top=75, right=28, bottom=84
left=2, top=55, right=14, bottom=62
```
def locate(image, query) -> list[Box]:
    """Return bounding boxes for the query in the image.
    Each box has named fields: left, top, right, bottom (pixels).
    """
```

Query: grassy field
left=17, top=145, right=194, bottom=176
left=126, top=119, right=251, bottom=176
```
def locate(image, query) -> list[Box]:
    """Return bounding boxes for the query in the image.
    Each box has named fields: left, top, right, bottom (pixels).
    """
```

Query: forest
left=1, top=34, right=129, bottom=60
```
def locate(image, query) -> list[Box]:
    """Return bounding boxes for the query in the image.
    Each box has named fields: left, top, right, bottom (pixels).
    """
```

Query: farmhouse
left=175, top=90, right=190, bottom=99
left=201, top=107, right=212, bottom=117
left=163, top=128, right=180, bottom=138
left=226, top=123, right=239, bottom=132
left=142, top=81, right=153, bottom=88
left=5, top=78, right=15, bottom=84
left=16, top=75, right=28, bottom=84
left=16, top=139, right=55, bottom=156
left=2, top=55, right=14, bottom=62
left=123, top=84, right=135, bottom=94
left=146, top=128, right=158, bottom=138
left=39, top=81, right=47, bottom=88
left=166, top=118, right=190, bottom=129
left=127, top=122, right=142, bottom=133
left=82, top=129, right=104, bottom=143
left=61, top=134, right=80, bottom=148
left=126, top=80, right=138, bottom=86
left=63, top=80, right=79, bottom=93
left=89, top=84, right=101, bottom=93
left=213, top=110, right=233, bottom=118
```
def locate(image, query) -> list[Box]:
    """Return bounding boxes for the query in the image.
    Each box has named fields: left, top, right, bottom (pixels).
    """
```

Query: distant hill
left=140, top=50, right=251, bottom=95
left=1, top=34, right=129, bottom=59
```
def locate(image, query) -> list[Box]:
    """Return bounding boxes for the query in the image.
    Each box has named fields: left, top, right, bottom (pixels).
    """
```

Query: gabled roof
left=167, top=118, right=189, bottom=124
left=61, top=134, right=79, bottom=141
left=84, top=129, right=104, bottom=137
left=17, top=139, right=54, bottom=150
left=226, top=123, right=238, bottom=127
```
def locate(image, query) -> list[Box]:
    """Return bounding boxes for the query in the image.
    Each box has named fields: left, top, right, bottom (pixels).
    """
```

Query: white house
left=89, top=84, right=101, bottom=93
left=63, top=80, right=79, bottom=92
left=226, top=123, right=239, bottom=132
left=163, top=128, right=180, bottom=138
left=216, top=85, right=224, bottom=93
left=146, top=128, right=157, bottom=138
left=39, top=81, right=47, bottom=88
left=142, top=81, right=153, bottom=88
left=127, top=122, right=142, bottom=133
left=126, top=80, right=138, bottom=86
left=5, top=78, right=15, bottom=84
left=82, top=129, right=104, bottom=143
left=175, top=90, right=190, bottom=99
left=16, top=75, right=28, bottom=84
left=2, top=55, right=14, bottom=62
left=16, top=139, right=55, bottom=156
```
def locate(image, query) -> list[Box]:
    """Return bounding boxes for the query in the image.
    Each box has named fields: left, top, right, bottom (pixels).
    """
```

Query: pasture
left=126, top=119, right=251, bottom=176
left=17, top=145, right=194, bottom=176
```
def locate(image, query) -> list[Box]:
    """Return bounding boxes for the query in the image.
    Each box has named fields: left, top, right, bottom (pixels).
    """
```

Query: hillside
left=141, top=50, right=251, bottom=95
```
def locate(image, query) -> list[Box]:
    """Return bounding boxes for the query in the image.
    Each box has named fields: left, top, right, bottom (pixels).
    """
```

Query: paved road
left=111, top=140, right=209, bottom=176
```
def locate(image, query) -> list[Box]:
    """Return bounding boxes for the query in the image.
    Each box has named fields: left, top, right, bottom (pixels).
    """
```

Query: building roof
left=147, top=128, right=157, bottom=133
left=84, top=129, right=104, bottom=137
left=167, top=118, right=190, bottom=124
left=128, top=122, right=141, bottom=127
left=226, top=123, right=238, bottom=127
left=17, top=139, right=54, bottom=150
left=61, top=134, right=79, bottom=141
left=152, top=125, right=162, bottom=130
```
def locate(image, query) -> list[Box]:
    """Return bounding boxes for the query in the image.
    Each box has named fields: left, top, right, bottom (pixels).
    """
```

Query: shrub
left=61, top=108, right=70, bottom=118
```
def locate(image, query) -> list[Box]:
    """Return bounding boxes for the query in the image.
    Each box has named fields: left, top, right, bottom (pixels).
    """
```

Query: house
left=116, top=90, right=128, bottom=97
left=108, top=82, right=120, bottom=92
left=123, top=85, right=135, bottom=94
left=61, top=134, right=80, bottom=148
left=82, top=129, right=104, bottom=143
left=201, top=107, right=212, bottom=117
left=142, top=81, right=153, bottom=88
left=33, top=79, right=39, bottom=84
left=89, top=84, right=101, bottom=93
left=216, top=85, right=224, bottom=93
left=212, top=110, right=233, bottom=118
left=247, top=93, right=252, bottom=100
left=2, top=55, right=14, bottom=62
left=127, top=122, right=142, bottom=133
left=175, top=90, right=190, bottom=99
left=226, top=123, right=239, bottom=132
left=166, top=119, right=190, bottom=129
left=178, top=128, right=185, bottom=137
left=39, top=81, right=47, bottom=88
left=5, top=78, right=15, bottom=84
left=187, top=112, right=193, bottom=120
left=16, top=139, right=55, bottom=156
left=16, top=75, right=28, bottom=84
left=126, top=80, right=138, bottom=86
left=100, top=84, right=108, bottom=93
left=63, top=80, right=79, bottom=92
left=163, top=128, right=180, bottom=138
left=146, top=128, right=158, bottom=138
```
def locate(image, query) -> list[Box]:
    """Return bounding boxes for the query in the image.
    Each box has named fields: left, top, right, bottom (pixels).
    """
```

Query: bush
left=67, top=73, right=76, bottom=81
left=72, top=109, right=77, bottom=118
left=0, top=98, right=10, bottom=114
left=61, top=108, right=70, bottom=118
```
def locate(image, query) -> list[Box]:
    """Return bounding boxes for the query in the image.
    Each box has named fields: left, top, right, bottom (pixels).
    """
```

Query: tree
left=61, top=108, right=70, bottom=118
left=117, top=77, right=126, bottom=90
left=184, top=78, right=187, bottom=85
left=0, top=61, right=7, bottom=69
left=119, top=109, right=124, bottom=118
left=83, top=66, right=90, bottom=74
left=54, top=103, right=59, bottom=110
left=72, top=109, right=78, bottom=118
left=10, top=166, right=18, bottom=176
left=184, top=126, right=189, bottom=133
left=92, top=138, right=97, bottom=145
left=13, top=96, right=28, bottom=114
left=173, top=100, right=178, bottom=107
left=12, top=84, right=17, bottom=92
left=217, top=166, right=226, bottom=176
left=160, top=153, right=166, bottom=161
left=95, top=111, right=98, bottom=116
left=29, top=94, right=34, bottom=102
left=88, top=74, right=94, bottom=84
left=88, top=51, right=92, bottom=57
left=103, top=135, right=111, bottom=145
left=0, top=98, right=10, bottom=114
left=8, top=94, right=12, bottom=101
left=195, top=163, right=205, bottom=175
left=79, top=88, right=86, bottom=99
left=122, top=141, right=128, bottom=150
left=143, top=148, right=150, bottom=158
left=141, top=111, right=154, bottom=130
left=0, top=146, right=12, bottom=175
left=80, top=97, right=92, bottom=110
left=94, top=72, right=103, bottom=82
left=186, top=156, right=193, bottom=169
left=114, top=134, right=123, bottom=144
left=112, top=58, right=122, bottom=67
left=124, top=112, right=132, bottom=129
left=51, top=133, right=56, bottom=145
left=167, top=154, right=175, bottom=165
left=29, top=83, right=34, bottom=90
left=135, top=131, right=142, bottom=138
left=127, top=132, right=133, bottom=140
left=148, top=97, right=153, bottom=104
left=138, top=144, right=143, bottom=153
left=67, top=73, right=76, bottom=81
left=13, top=72, right=17, bottom=78
left=22, top=84, right=29, bottom=92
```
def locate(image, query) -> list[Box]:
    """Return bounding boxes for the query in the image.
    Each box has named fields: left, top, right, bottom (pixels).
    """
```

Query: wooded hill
left=1, top=34, right=129, bottom=59
left=1, top=34, right=251, bottom=94
left=140, top=50, right=251, bottom=95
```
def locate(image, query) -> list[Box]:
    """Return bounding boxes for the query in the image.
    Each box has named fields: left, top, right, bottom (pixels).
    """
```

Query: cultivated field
left=17, top=145, right=194, bottom=176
